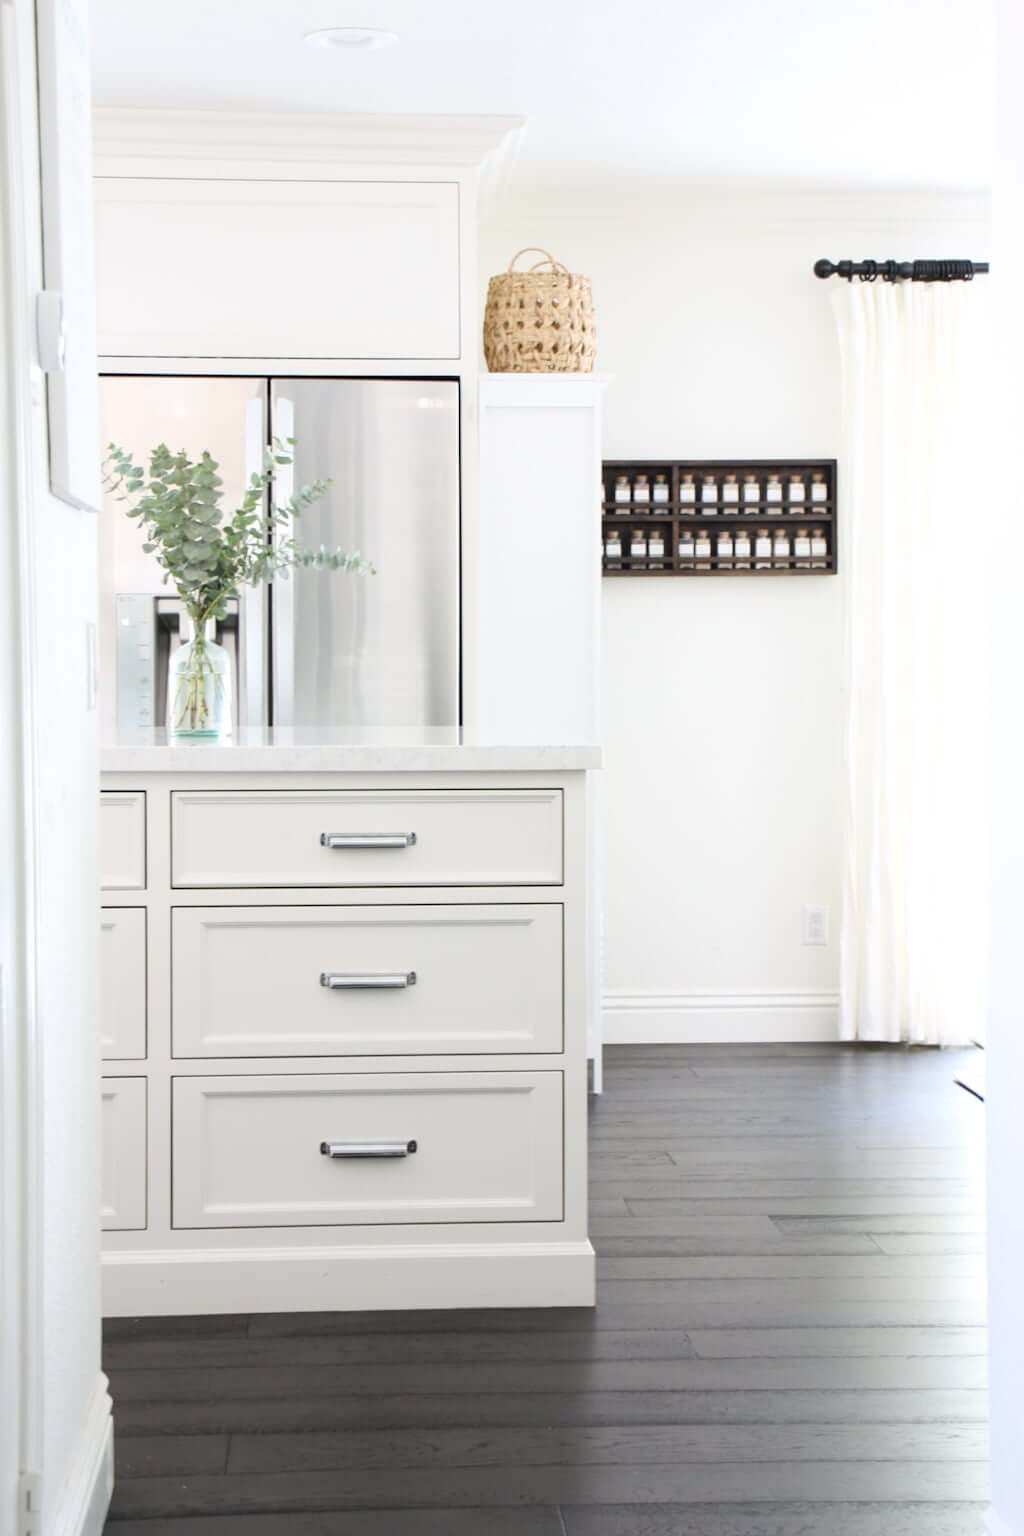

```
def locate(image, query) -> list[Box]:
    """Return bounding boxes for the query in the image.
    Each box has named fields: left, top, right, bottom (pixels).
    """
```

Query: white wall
left=0, top=1, right=110, bottom=1531
left=481, top=185, right=990, bottom=1041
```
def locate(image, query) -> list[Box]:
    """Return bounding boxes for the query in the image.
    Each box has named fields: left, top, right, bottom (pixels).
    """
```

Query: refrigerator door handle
left=271, top=393, right=296, bottom=726
left=240, top=395, right=268, bottom=729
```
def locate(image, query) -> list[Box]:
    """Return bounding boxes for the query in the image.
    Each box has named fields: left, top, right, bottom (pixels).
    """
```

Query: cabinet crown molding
left=92, top=107, right=525, bottom=178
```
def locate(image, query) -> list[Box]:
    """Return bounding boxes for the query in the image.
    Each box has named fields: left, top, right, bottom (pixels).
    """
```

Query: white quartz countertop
left=101, top=728, right=601, bottom=774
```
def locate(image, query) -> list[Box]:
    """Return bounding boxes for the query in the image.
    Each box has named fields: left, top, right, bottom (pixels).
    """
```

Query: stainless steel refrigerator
left=98, top=375, right=461, bottom=732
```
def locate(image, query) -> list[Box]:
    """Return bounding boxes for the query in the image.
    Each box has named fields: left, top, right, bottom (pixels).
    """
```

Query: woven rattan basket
left=483, top=247, right=596, bottom=373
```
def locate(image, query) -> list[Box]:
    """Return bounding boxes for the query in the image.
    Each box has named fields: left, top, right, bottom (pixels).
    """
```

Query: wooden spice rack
left=601, top=459, right=838, bottom=576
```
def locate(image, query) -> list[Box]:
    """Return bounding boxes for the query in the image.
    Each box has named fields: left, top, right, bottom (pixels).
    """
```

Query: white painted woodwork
left=100, top=908, right=147, bottom=1059
left=171, top=788, right=564, bottom=888
left=94, top=178, right=461, bottom=360
left=171, top=903, right=563, bottom=1058
left=478, top=375, right=608, bottom=1087
left=100, top=1078, right=147, bottom=1230
left=172, top=1071, right=564, bottom=1229
left=100, top=765, right=593, bottom=1314
left=99, top=790, right=146, bottom=890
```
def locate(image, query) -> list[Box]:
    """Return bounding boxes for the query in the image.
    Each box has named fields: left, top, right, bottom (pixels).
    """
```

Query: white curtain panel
left=834, top=280, right=990, bottom=1046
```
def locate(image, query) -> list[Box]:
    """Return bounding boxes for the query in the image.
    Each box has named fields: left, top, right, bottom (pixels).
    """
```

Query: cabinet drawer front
left=101, top=908, right=147, bottom=1059
left=102, top=1078, right=147, bottom=1230
left=171, top=790, right=563, bottom=888
left=172, top=1071, right=563, bottom=1228
left=172, top=904, right=563, bottom=1058
left=100, top=791, right=146, bottom=890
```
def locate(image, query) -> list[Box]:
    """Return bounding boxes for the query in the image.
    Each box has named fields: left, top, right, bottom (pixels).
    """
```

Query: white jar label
left=701, top=485, right=717, bottom=502
left=680, top=485, right=696, bottom=502
left=766, top=485, right=782, bottom=502
left=615, top=486, right=630, bottom=502
left=789, top=484, right=805, bottom=501
left=722, top=484, right=739, bottom=502
left=743, top=484, right=759, bottom=502
left=634, top=486, right=650, bottom=502
left=811, top=482, right=827, bottom=501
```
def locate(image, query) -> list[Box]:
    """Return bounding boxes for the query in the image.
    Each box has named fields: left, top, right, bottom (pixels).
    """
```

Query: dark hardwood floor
left=103, top=1043, right=989, bottom=1535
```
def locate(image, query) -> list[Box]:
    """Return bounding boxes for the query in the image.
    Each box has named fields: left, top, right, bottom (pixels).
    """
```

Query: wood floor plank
left=110, top=1387, right=990, bottom=1438
left=686, top=1328, right=985, bottom=1359
left=220, top=1422, right=988, bottom=1476
left=105, top=1511, right=564, bottom=1535
left=104, top=1352, right=989, bottom=1403
left=105, top=1460, right=991, bottom=1521
left=560, top=1502, right=989, bottom=1536
left=595, top=1254, right=985, bottom=1281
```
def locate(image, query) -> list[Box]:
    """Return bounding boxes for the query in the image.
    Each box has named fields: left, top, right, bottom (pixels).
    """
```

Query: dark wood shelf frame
left=602, top=458, right=838, bottom=577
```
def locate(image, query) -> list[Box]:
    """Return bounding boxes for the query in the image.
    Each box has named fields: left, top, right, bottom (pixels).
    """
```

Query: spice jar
left=810, top=527, right=828, bottom=569
left=810, top=472, right=828, bottom=504
left=716, top=530, right=734, bottom=567
left=605, top=529, right=623, bottom=565
left=680, top=473, right=696, bottom=508
left=765, top=474, right=783, bottom=505
left=721, top=473, right=739, bottom=508
left=613, top=474, right=631, bottom=504
left=754, top=528, right=773, bottom=569
left=742, top=474, right=760, bottom=507
left=773, top=529, right=791, bottom=567
left=788, top=474, right=806, bottom=509
left=734, top=530, right=752, bottom=568
left=678, top=529, right=696, bottom=564
left=701, top=475, right=718, bottom=507
left=793, top=529, right=811, bottom=567
left=653, top=472, right=670, bottom=505
left=648, top=528, right=666, bottom=568
left=695, top=529, right=712, bottom=569
left=630, top=528, right=648, bottom=562
left=634, top=473, right=650, bottom=504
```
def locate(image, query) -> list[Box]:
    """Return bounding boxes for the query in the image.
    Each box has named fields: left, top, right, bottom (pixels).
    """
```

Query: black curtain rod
left=814, top=258, right=989, bottom=283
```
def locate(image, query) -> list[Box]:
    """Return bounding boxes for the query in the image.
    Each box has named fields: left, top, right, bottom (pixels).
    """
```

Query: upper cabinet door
left=94, top=178, right=461, bottom=360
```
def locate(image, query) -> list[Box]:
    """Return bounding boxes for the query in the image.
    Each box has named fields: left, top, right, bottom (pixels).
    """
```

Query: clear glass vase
left=167, top=635, right=232, bottom=739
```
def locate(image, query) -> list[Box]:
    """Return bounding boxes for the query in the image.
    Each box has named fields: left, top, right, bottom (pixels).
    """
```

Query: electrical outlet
left=803, top=904, right=829, bottom=946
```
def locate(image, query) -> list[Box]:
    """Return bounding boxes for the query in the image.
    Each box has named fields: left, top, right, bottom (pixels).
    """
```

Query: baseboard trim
left=603, top=989, right=841, bottom=1044
left=49, top=1376, right=113, bottom=1536
left=103, top=1240, right=596, bottom=1317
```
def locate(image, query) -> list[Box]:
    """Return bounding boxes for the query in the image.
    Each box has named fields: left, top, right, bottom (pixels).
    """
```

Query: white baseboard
left=603, top=989, right=840, bottom=1044
left=103, top=1240, right=596, bottom=1317
left=50, top=1376, right=113, bottom=1536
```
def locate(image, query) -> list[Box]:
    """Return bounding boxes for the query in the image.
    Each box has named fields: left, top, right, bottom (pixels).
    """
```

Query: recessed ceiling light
left=304, top=26, right=399, bottom=51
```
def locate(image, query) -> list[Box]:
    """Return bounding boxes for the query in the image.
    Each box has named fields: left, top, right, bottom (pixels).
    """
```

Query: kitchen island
left=99, top=729, right=599, bottom=1316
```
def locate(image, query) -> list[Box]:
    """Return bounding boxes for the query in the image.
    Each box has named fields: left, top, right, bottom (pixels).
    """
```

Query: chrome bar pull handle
left=320, top=832, right=417, bottom=850
left=320, top=971, right=417, bottom=990
left=320, top=1139, right=417, bottom=1159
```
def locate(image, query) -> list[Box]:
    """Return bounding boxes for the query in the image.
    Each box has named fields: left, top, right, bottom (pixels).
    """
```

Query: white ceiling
left=88, top=0, right=993, bottom=190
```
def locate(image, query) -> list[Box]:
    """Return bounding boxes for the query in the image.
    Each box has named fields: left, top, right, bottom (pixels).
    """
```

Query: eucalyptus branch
left=103, top=436, right=374, bottom=632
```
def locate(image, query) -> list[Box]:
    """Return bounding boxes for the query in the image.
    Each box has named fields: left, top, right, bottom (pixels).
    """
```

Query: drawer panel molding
left=171, top=789, right=563, bottom=888
left=172, top=903, right=563, bottom=1058
left=101, top=1077, right=147, bottom=1230
left=100, top=790, right=146, bottom=890
left=100, top=907, right=147, bottom=1060
left=172, top=1071, right=563, bottom=1229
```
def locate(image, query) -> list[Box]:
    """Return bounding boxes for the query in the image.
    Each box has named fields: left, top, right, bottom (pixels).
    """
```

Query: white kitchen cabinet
left=94, top=177, right=461, bottom=361
left=100, top=750, right=596, bottom=1316
left=172, top=1070, right=563, bottom=1229
left=171, top=903, right=563, bottom=1058
left=100, top=907, right=147, bottom=1059
left=101, top=1078, right=147, bottom=1230
left=99, top=790, right=146, bottom=890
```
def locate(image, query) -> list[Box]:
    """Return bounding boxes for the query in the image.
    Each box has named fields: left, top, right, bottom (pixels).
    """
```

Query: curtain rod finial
left=814, top=259, right=837, bottom=279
